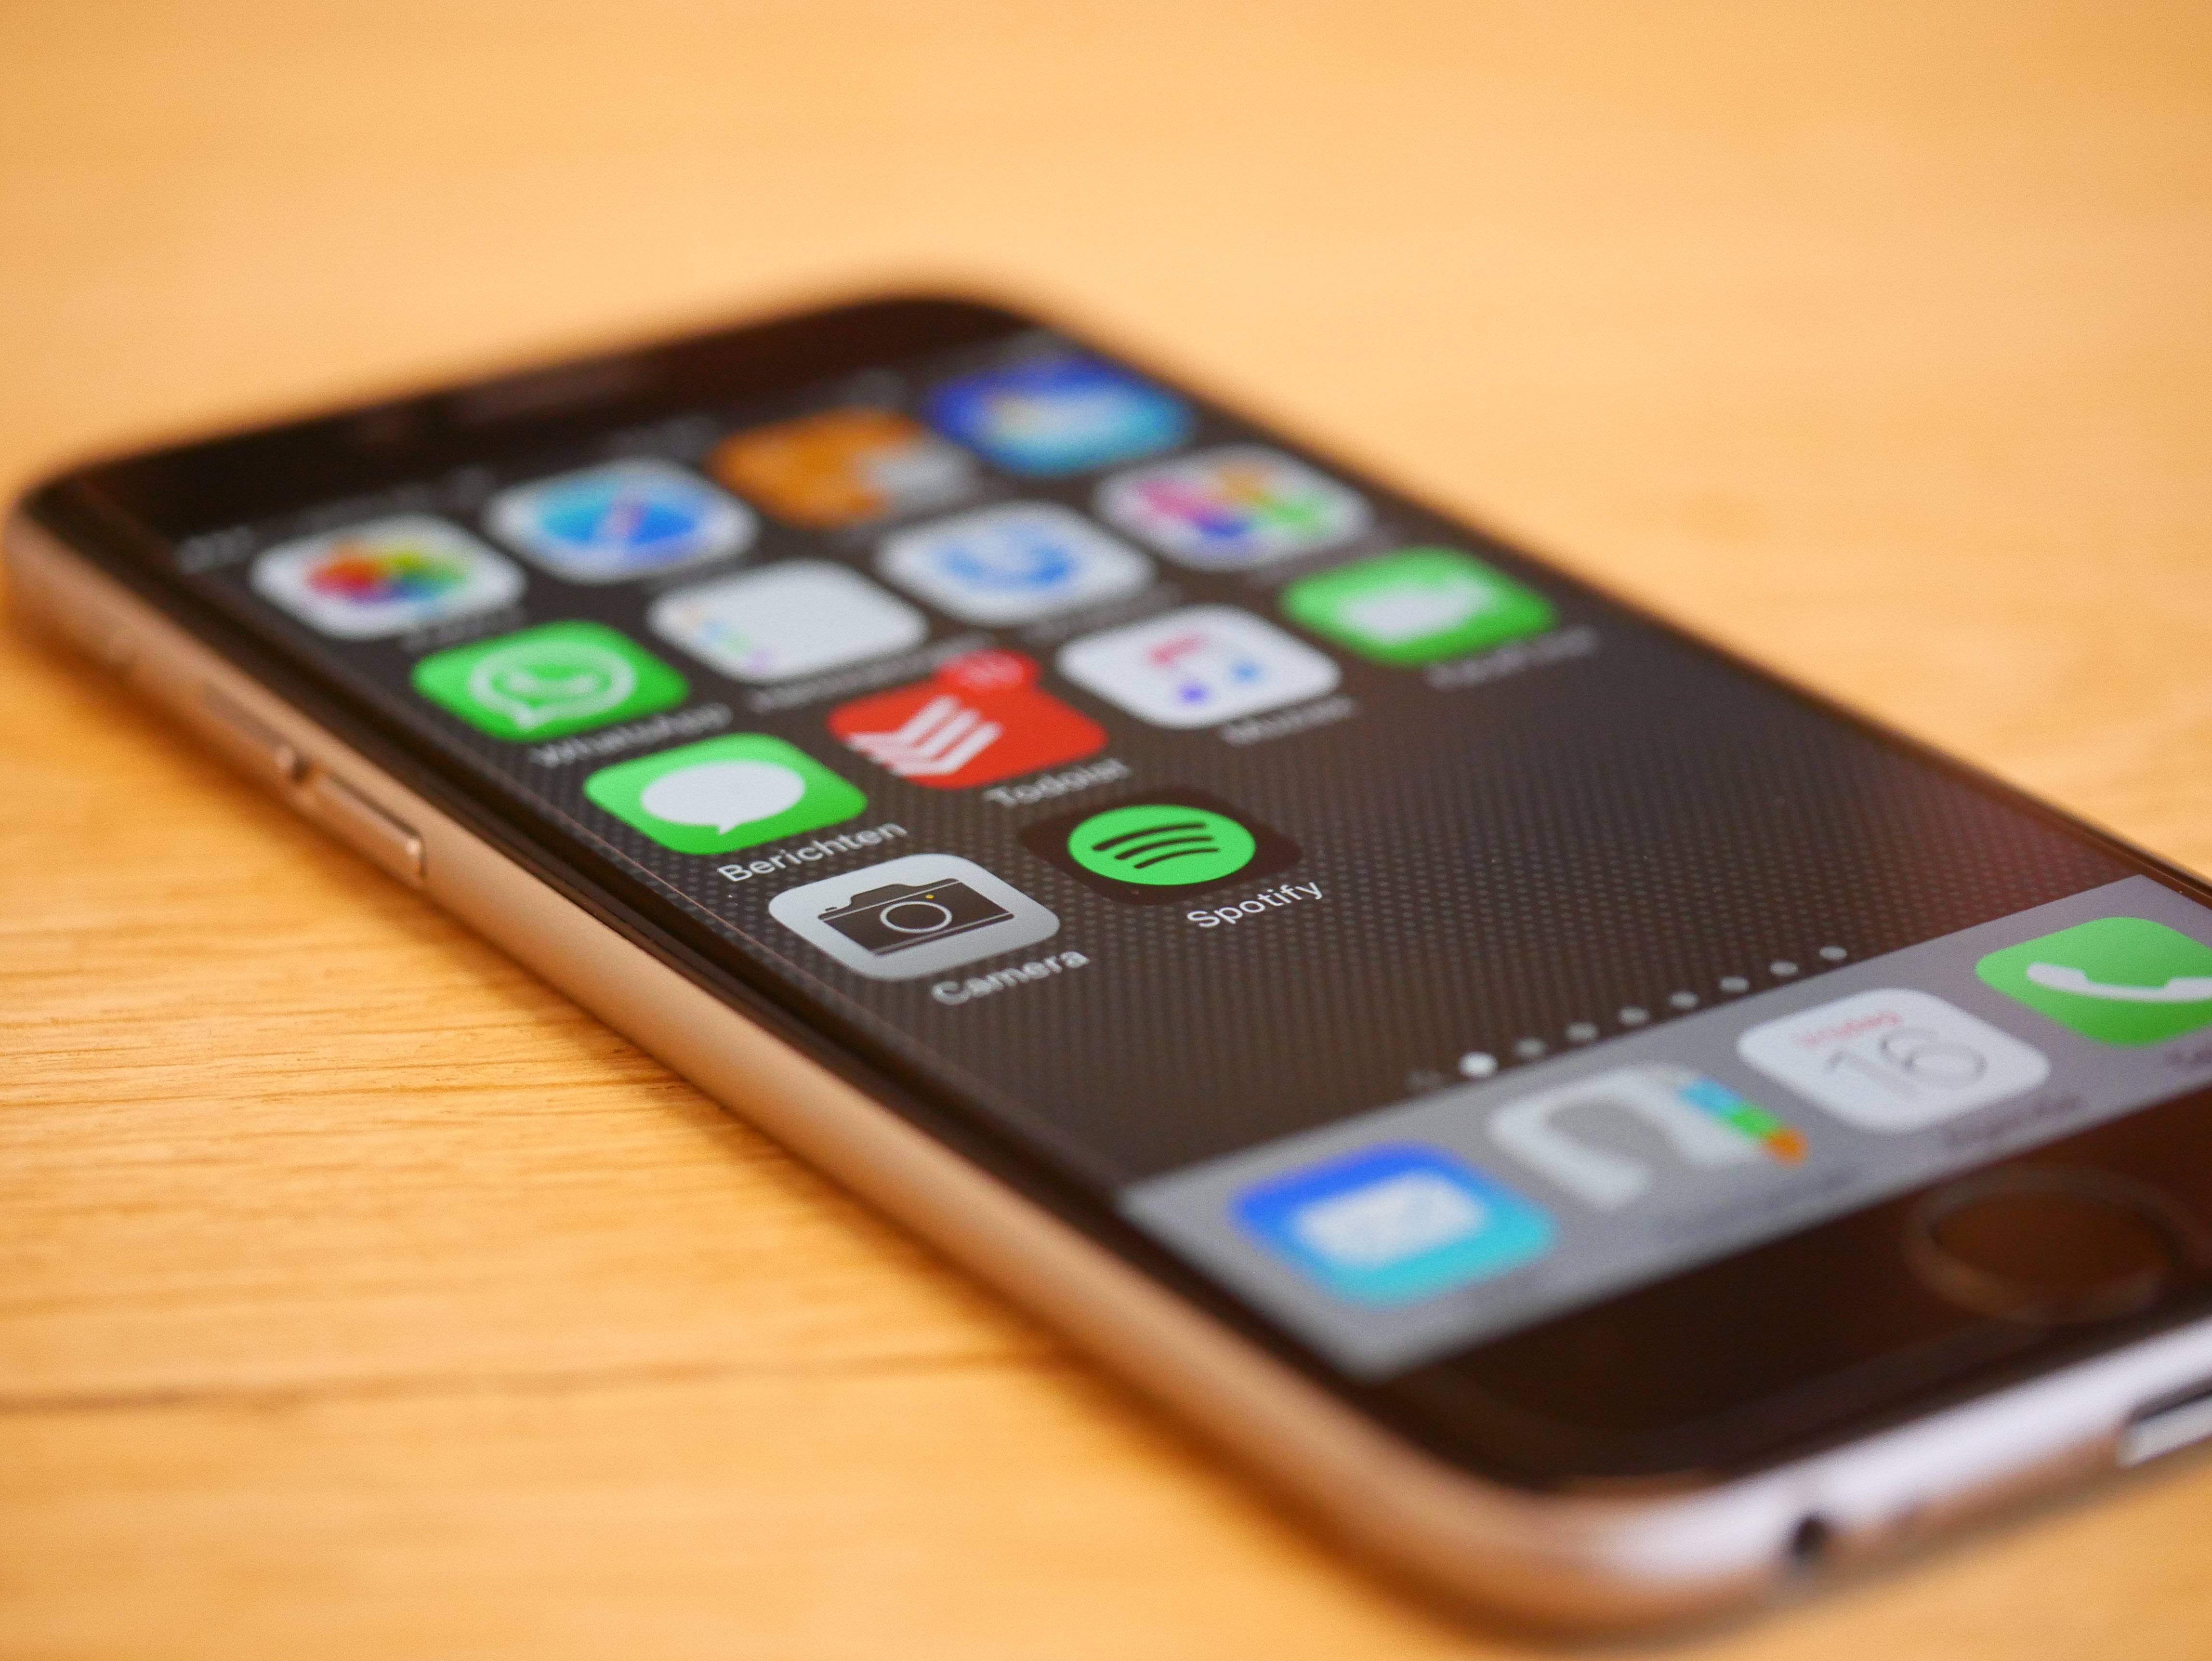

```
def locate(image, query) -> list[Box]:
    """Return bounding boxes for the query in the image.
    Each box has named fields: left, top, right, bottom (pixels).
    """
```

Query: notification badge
left=828, top=649, right=1107, bottom=791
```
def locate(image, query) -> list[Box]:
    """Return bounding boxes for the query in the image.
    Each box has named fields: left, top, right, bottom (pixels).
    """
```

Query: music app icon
left=1056, top=605, right=1340, bottom=729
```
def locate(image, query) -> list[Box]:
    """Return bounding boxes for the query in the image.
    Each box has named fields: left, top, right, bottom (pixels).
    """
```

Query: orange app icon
left=829, top=649, right=1106, bottom=791
left=711, top=408, right=974, bottom=528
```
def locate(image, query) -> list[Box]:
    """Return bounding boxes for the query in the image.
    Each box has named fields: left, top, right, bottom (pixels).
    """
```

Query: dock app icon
left=1487, top=1066, right=1804, bottom=1210
left=1977, top=916, right=2212, bottom=1046
left=1234, top=1144, right=1554, bottom=1308
left=1738, top=988, right=2050, bottom=1132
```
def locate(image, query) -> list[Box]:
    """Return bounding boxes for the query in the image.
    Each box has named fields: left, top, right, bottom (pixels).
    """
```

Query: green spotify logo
left=1022, top=788, right=1301, bottom=905
left=1068, top=803, right=1258, bottom=886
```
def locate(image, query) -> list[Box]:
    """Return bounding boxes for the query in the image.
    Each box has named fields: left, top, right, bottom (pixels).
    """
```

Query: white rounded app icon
left=1736, top=988, right=2050, bottom=1132
left=877, top=502, right=1153, bottom=625
left=487, top=460, right=756, bottom=583
left=1097, top=445, right=1370, bottom=570
left=648, top=560, right=927, bottom=685
left=1056, top=605, right=1340, bottom=729
left=767, top=854, right=1059, bottom=981
left=251, top=515, right=525, bottom=640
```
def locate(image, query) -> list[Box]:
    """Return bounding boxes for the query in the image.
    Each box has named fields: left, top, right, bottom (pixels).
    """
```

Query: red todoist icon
left=827, top=648, right=1107, bottom=790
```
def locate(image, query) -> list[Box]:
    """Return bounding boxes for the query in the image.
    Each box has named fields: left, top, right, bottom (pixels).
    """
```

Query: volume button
left=302, top=770, right=425, bottom=886
left=197, top=686, right=305, bottom=788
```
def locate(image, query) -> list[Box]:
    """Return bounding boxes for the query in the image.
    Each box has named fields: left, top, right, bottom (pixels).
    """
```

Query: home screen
left=175, top=330, right=2212, bottom=1378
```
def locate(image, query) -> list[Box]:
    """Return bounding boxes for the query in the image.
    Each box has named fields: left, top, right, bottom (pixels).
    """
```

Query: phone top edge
left=15, top=289, right=1035, bottom=543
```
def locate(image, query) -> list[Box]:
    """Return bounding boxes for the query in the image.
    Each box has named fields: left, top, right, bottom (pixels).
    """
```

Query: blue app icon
left=877, top=502, right=1153, bottom=624
left=924, top=355, right=1191, bottom=476
left=1233, top=1144, right=1555, bottom=1307
left=487, top=460, right=757, bottom=584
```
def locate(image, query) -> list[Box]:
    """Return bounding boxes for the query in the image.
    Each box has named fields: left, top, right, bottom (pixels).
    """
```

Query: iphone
left=15, top=294, right=2212, bottom=1631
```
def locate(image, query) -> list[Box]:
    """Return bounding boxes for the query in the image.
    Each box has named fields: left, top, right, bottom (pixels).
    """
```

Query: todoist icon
left=829, top=649, right=1105, bottom=790
left=1486, top=1065, right=1805, bottom=1211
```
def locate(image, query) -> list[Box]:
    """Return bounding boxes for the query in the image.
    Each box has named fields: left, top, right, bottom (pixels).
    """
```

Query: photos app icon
left=252, top=515, right=525, bottom=639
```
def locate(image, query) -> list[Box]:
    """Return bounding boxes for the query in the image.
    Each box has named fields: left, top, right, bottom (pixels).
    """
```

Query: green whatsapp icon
left=413, top=620, right=687, bottom=740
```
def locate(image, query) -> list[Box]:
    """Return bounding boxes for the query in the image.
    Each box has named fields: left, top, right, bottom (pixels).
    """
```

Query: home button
left=1907, top=1167, right=2201, bottom=1324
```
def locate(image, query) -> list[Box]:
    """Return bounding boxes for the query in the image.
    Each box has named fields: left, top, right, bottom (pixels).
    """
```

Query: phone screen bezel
left=27, top=290, right=2212, bottom=1493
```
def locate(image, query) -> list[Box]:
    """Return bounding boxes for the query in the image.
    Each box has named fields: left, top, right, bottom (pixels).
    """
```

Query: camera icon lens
left=816, top=878, right=1015, bottom=957
left=880, top=898, right=955, bottom=934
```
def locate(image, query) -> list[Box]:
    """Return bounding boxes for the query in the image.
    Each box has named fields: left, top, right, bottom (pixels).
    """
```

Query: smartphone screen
left=47, top=300, right=2212, bottom=1483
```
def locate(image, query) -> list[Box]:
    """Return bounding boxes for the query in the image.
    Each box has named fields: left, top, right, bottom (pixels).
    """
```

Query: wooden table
left=5, top=3, right=2211, bottom=1655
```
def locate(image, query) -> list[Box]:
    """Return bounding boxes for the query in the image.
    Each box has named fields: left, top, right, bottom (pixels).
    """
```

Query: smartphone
left=15, top=293, right=2212, bottom=1632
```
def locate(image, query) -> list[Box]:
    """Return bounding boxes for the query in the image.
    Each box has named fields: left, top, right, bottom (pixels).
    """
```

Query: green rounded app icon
left=1066, top=802, right=1258, bottom=887
left=413, top=620, right=687, bottom=740
left=585, top=734, right=867, bottom=855
left=1976, top=915, right=2212, bottom=1046
left=1281, top=547, right=1554, bottom=667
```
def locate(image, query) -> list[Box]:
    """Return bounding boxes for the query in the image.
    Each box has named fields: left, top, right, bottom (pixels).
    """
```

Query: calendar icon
left=1736, top=988, right=2050, bottom=1133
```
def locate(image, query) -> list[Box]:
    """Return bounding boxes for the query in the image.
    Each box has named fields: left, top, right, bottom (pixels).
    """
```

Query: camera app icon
left=767, top=854, right=1060, bottom=981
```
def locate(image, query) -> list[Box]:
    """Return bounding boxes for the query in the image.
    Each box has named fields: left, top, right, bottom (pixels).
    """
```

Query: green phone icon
left=414, top=620, right=687, bottom=740
left=1975, top=916, right=2212, bottom=1046
left=585, top=734, right=867, bottom=855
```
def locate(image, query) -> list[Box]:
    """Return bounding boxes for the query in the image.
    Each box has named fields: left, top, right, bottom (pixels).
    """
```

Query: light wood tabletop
left=5, top=2, right=2212, bottom=1655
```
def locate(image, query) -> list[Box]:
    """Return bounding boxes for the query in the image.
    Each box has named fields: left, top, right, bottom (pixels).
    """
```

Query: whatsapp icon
left=414, top=620, right=688, bottom=741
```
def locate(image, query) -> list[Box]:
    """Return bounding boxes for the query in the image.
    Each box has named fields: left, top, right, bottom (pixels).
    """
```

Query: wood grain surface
left=4, top=3, right=2212, bottom=1655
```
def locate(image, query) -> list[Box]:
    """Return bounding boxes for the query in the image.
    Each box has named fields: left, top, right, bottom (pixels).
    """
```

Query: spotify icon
left=1022, top=787, right=1302, bottom=904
